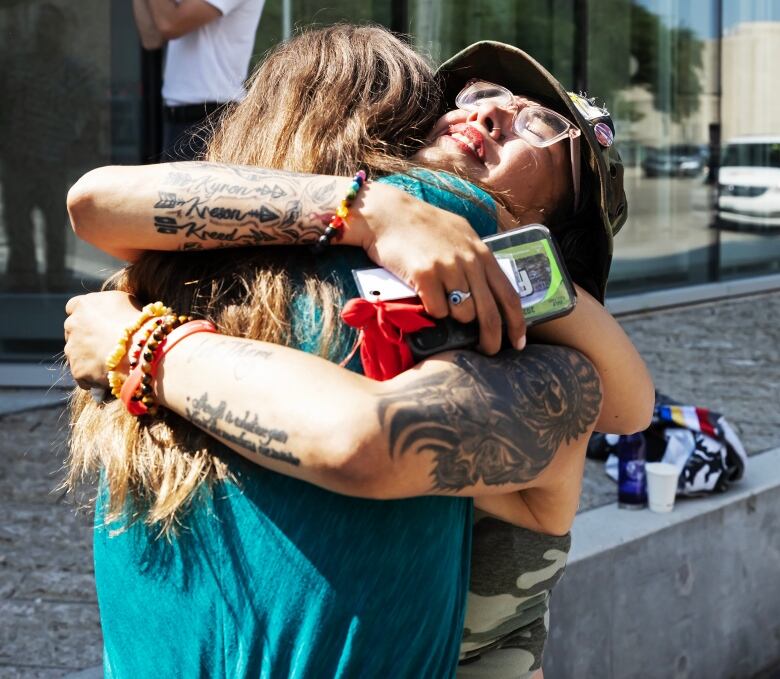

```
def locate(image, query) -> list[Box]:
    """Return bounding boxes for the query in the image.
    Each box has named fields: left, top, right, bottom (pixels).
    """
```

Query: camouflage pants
left=457, top=516, right=571, bottom=678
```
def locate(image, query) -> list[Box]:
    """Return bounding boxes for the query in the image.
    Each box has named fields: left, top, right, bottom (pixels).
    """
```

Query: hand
left=64, top=292, right=141, bottom=389
left=356, top=183, right=526, bottom=355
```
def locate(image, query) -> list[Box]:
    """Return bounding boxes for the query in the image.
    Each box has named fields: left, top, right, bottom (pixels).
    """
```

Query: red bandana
left=341, top=298, right=434, bottom=381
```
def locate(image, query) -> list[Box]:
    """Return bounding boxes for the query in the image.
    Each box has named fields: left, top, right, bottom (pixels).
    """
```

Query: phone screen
left=484, top=224, right=576, bottom=326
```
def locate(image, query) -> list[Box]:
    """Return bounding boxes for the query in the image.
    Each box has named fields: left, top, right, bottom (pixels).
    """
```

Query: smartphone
left=352, top=224, right=577, bottom=360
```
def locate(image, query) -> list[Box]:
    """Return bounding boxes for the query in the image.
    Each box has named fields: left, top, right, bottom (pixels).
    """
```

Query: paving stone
left=1, top=407, right=101, bottom=677
left=12, top=570, right=97, bottom=604
left=0, top=599, right=102, bottom=671
left=0, top=665, right=72, bottom=679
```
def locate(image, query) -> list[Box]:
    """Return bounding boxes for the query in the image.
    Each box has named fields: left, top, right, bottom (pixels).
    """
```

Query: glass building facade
left=1, top=0, right=779, bottom=360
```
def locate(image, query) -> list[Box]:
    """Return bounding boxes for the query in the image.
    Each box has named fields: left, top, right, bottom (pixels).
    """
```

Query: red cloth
left=341, top=298, right=434, bottom=381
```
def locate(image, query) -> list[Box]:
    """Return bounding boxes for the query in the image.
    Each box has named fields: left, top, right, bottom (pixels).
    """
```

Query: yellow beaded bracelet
left=105, top=301, right=173, bottom=398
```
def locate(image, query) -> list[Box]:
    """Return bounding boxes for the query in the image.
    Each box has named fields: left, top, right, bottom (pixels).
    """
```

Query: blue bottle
left=617, top=432, right=647, bottom=509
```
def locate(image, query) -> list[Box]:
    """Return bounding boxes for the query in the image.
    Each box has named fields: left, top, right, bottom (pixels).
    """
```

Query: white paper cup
left=645, top=462, right=679, bottom=513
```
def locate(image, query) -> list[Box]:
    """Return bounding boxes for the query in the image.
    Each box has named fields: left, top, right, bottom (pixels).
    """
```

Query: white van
left=717, top=136, right=780, bottom=229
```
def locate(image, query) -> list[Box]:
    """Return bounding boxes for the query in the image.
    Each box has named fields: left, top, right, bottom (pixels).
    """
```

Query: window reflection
left=0, top=1, right=116, bottom=299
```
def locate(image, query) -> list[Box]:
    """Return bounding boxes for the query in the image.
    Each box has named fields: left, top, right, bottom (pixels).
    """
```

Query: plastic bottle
left=617, top=432, right=647, bottom=509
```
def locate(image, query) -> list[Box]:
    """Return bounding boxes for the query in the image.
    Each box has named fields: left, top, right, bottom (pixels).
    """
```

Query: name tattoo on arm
left=154, top=162, right=339, bottom=248
left=376, top=345, right=602, bottom=492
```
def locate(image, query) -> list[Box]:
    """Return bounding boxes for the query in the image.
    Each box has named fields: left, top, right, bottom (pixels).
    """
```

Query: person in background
left=132, top=0, right=264, bottom=160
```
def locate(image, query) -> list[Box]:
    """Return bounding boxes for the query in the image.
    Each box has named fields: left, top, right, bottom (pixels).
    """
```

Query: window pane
left=0, top=0, right=134, bottom=359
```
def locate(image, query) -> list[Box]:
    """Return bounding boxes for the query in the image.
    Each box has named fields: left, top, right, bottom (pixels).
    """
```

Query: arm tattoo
left=376, top=345, right=602, bottom=491
left=185, top=392, right=300, bottom=467
left=154, top=162, right=339, bottom=247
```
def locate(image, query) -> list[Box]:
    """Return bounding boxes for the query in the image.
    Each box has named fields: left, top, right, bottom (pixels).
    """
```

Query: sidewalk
left=1, top=289, right=778, bottom=677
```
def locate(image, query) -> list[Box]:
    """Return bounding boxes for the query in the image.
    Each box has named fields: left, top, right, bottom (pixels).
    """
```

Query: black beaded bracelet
left=312, top=170, right=367, bottom=253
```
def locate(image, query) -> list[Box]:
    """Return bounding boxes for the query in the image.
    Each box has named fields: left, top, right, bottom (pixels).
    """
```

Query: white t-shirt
left=162, top=0, right=265, bottom=106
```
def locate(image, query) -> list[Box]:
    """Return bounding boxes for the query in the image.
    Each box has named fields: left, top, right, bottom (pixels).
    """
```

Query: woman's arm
left=67, top=163, right=367, bottom=261
left=64, top=292, right=602, bottom=500
left=67, top=162, right=525, bottom=353
left=527, top=285, right=654, bottom=434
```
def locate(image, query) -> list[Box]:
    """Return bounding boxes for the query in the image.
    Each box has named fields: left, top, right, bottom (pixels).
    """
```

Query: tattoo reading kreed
left=377, top=345, right=602, bottom=491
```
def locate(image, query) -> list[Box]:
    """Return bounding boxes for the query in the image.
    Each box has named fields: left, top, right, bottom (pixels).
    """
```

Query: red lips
left=443, top=123, right=485, bottom=162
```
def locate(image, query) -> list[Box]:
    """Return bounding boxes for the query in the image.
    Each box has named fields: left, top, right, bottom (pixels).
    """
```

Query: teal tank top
left=93, top=172, right=497, bottom=678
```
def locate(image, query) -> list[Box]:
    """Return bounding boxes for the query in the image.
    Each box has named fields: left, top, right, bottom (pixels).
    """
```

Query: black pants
left=162, top=102, right=228, bottom=161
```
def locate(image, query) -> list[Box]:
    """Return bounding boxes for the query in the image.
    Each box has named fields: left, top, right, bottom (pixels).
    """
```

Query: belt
left=163, top=102, right=228, bottom=124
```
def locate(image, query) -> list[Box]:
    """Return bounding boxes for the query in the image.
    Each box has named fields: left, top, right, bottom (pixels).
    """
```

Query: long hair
left=67, top=24, right=443, bottom=535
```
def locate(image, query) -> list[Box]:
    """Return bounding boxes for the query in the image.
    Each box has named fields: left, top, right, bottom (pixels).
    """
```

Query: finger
left=413, top=270, right=449, bottom=319
left=484, top=256, right=526, bottom=350
left=441, top=274, right=476, bottom=325
left=65, top=295, right=83, bottom=316
left=466, top=266, right=502, bottom=355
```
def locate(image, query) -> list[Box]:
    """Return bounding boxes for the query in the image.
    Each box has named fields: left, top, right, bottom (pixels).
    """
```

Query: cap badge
left=568, top=92, right=609, bottom=122
left=594, top=122, right=614, bottom=148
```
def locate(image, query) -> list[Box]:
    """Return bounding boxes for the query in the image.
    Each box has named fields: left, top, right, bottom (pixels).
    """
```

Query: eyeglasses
left=455, top=79, right=581, bottom=210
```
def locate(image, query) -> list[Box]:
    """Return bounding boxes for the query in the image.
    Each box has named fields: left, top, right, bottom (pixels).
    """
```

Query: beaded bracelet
left=120, top=314, right=192, bottom=416
left=120, top=319, right=217, bottom=417
left=106, top=301, right=173, bottom=398
left=313, top=170, right=367, bottom=253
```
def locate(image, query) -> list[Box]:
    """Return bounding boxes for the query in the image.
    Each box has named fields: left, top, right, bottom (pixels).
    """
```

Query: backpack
left=589, top=393, right=748, bottom=496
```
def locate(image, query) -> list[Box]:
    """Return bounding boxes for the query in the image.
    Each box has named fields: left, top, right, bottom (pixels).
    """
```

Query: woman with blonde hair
left=65, top=24, right=651, bottom=678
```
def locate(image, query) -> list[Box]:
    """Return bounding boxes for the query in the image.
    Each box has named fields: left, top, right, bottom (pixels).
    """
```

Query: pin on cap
left=594, top=122, right=614, bottom=148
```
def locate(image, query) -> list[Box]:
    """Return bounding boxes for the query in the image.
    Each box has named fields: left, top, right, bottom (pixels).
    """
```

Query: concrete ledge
left=0, top=362, right=74, bottom=389
left=607, top=273, right=780, bottom=316
left=544, top=447, right=780, bottom=679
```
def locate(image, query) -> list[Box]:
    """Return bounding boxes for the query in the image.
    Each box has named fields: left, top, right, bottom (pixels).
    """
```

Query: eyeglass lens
left=457, top=82, right=570, bottom=146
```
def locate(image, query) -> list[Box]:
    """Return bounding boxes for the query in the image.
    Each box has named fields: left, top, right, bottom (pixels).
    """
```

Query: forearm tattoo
left=185, top=391, right=300, bottom=466
left=154, top=162, right=339, bottom=248
left=179, top=337, right=299, bottom=466
left=377, top=345, right=602, bottom=491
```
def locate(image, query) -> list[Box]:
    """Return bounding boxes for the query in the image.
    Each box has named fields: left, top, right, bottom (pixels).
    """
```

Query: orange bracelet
left=120, top=320, right=218, bottom=416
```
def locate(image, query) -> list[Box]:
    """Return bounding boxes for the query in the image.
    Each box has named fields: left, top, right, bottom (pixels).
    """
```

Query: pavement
left=1, top=289, right=779, bottom=677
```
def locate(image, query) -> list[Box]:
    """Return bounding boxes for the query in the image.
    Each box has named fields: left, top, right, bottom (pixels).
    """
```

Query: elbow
left=67, top=172, right=101, bottom=240
left=609, top=383, right=656, bottom=435
left=156, top=18, right=187, bottom=41
left=629, top=377, right=656, bottom=434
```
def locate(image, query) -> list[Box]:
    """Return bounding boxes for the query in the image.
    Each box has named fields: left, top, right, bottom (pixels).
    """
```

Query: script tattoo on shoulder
left=376, top=345, right=602, bottom=491
left=153, top=162, right=339, bottom=247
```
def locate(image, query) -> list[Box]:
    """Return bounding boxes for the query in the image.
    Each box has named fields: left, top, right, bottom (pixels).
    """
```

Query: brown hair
left=67, top=24, right=443, bottom=535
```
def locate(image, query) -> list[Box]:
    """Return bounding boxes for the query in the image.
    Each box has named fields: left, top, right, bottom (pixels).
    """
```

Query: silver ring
left=448, top=289, right=472, bottom=306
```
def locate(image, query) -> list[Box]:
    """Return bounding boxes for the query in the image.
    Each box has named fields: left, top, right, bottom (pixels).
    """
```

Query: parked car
left=642, top=144, right=707, bottom=177
left=717, top=136, right=780, bottom=230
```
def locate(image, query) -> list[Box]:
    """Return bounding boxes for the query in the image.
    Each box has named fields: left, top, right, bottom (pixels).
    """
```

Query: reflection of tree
left=627, top=3, right=703, bottom=123
left=414, top=0, right=704, bottom=124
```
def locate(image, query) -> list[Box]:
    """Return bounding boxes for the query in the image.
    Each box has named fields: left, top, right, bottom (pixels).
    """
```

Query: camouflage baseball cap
left=438, top=41, right=628, bottom=301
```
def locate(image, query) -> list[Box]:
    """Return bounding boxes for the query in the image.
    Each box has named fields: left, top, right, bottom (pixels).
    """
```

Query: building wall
left=721, top=22, right=780, bottom=140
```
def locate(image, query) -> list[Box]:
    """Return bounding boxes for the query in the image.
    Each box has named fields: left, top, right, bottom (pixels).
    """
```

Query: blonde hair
left=67, top=24, right=443, bottom=535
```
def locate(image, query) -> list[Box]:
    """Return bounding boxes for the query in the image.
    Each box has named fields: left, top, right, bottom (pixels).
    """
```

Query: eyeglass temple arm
left=569, top=129, right=581, bottom=212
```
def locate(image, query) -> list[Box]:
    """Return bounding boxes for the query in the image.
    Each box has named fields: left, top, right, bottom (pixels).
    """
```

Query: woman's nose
left=467, top=104, right=507, bottom=139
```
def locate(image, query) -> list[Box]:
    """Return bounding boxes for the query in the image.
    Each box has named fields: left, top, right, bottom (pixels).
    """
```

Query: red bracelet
left=120, top=320, right=217, bottom=416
